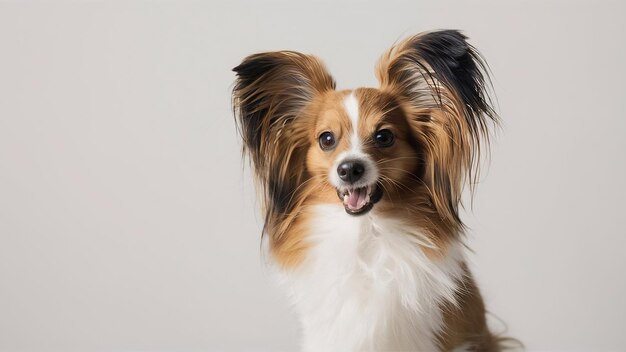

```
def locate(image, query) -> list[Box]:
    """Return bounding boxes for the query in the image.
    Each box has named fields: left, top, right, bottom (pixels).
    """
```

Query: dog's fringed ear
left=232, top=51, right=335, bottom=227
left=377, top=30, right=498, bottom=229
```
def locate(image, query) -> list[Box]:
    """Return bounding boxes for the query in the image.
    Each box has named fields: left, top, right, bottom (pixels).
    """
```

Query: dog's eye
left=319, top=131, right=336, bottom=150
left=374, top=129, right=394, bottom=147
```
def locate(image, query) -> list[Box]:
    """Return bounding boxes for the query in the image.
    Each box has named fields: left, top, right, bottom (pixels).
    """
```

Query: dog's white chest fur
left=279, top=204, right=466, bottom=352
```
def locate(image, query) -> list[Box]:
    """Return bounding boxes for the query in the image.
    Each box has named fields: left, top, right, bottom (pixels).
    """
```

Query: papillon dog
left=232, top=30, right=503, bottom=352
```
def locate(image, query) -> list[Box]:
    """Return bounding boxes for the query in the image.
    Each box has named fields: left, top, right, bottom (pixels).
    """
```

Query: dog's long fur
left=233, top=30, right=502, bottom=351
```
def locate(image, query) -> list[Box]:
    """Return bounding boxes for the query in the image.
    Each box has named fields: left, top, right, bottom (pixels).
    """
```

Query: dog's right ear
left=232, top=51, right=335, bottom=224
left=232, top=51, right=335, bottom=170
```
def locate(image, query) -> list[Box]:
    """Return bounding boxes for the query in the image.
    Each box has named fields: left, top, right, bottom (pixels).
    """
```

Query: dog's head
left=233, top=30, right=497, bottom=254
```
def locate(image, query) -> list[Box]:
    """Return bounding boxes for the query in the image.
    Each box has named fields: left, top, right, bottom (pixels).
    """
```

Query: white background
left=1, top=1, right=625, bottom=351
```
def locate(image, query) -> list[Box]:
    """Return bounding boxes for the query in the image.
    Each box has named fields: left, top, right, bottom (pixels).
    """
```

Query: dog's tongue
left=345, top=187, right=368, bottom=211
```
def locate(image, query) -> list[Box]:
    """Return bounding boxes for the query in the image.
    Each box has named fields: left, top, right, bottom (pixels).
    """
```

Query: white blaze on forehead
left=328, top=91, right=379, bottom=190
left=343, top=92, right=361, bottom=152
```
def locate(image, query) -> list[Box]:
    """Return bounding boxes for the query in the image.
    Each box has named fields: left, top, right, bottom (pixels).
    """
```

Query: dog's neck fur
left=276, top=204, right=493, bottom=352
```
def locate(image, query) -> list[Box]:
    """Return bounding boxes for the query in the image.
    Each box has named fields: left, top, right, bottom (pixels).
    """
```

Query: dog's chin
left=336, top=183, right=383, bottom=216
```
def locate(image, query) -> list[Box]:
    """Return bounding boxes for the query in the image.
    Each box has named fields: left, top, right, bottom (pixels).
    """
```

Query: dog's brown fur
left=233, top=30, right=505, bottom=350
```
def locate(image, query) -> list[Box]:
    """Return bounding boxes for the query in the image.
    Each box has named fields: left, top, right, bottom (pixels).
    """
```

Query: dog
left=232, top=29, right=502, bottom=352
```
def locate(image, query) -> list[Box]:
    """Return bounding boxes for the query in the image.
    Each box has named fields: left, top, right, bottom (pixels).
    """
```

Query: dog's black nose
left=337, top=160, right=365, bottom=183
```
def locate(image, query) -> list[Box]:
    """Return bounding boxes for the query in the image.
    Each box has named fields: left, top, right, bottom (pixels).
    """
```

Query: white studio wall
left=1, top=1, right=625, bottom=351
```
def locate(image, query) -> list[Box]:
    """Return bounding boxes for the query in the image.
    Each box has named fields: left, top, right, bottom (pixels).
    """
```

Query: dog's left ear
left=377, top=30, right=498, bottom=228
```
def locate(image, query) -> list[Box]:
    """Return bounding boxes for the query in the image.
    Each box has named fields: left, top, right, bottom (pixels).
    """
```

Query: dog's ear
left=377, top=30, right=497, bottom=228
left=233, top=52, right=335, bottom=167
left=232, top=51, right=335, bottom=227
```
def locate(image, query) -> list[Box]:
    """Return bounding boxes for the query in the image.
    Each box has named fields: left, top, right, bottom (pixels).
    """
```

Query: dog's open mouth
left=336, top=184, right=383, bottom=216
